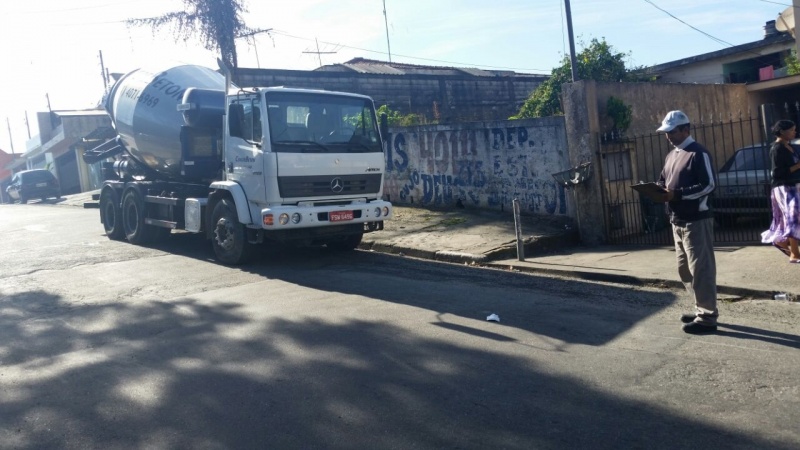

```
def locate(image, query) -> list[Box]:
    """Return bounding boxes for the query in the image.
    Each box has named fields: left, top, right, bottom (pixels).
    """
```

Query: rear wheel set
left=99, top=188, right=125, bottom=240
left=121, top=189, right=166, bottom=245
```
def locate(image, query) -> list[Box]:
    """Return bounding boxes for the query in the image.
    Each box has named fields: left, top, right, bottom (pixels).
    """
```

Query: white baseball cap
left=656, top=110, right=690, bottom=132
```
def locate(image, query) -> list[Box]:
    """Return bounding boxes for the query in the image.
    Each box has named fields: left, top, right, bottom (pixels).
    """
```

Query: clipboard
left=630, top=182, right=667, bottom=202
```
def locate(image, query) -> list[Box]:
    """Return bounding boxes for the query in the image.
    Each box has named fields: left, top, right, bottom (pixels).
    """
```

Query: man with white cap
left=655, top=110, right=718, bottom=334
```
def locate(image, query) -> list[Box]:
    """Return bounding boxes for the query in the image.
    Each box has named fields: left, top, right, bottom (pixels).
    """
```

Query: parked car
left=6, top=169, right=61, bottom=204
left=712, top=144, right=771, bottom=224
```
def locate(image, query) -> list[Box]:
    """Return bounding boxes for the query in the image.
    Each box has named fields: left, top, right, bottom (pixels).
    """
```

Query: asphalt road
left=2, top=202, right=800, bottom=449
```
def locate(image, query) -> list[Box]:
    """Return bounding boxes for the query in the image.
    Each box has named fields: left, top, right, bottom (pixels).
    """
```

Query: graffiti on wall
left=384, top=124, right=568, bottom=215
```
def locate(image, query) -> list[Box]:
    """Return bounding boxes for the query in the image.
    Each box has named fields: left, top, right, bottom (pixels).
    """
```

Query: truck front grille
left=278, top=174, right=382, bottom=198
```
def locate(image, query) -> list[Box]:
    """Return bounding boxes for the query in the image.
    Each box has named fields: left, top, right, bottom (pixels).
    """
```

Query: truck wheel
left=326, top=232, right=363, bottom=251
left=100, top=188, right=125, bottom=240
left=122, top=189, right=157, bottom=245
left=211, top=198, right=253, bottom=265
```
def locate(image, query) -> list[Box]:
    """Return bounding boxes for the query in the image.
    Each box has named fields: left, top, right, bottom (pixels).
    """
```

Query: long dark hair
left=772, top=119, right=795, bottom=137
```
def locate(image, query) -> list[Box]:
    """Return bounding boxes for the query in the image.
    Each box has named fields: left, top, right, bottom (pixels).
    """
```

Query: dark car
left=6, top=169, right=61, bottom=204
left=712, top=144, right=771, bottom=224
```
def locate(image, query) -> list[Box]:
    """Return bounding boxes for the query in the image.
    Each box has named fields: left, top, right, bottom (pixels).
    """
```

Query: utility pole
left=99, top=50, right=108, bottom=91
left=46, top=93, right=56, bottom=128
left=24, top=111, right=31, bottom=139
left=6, top=117, right=14, bottom=154
left=564, top=0, right=579, bottom=82
left=383, top=0, right=392, bottom=62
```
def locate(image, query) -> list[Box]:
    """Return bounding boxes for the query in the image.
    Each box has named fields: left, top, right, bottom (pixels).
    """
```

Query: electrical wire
left=267, top=29, right=552, bottom=74
left=643, top=0, right=790, bottom=71
left=642, top=0, right=736, bottom=48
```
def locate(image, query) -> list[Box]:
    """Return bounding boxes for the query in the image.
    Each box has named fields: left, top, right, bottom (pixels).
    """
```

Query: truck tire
left=100, top=188, right=125, bottom=240
left=211, top=198, right=253, bottom=265
left=325, top=232, right=363, bottom=251
left=122, top=189, right=158, bottom=245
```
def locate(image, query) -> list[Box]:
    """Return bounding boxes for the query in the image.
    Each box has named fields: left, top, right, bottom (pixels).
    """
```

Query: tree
left=376, top=105, right=429, bottom=127
left=786, top=49, right=800, bottom=76
left=126, top=0, right=254, bottom=69
left=511, top=38, right=640, bottom=119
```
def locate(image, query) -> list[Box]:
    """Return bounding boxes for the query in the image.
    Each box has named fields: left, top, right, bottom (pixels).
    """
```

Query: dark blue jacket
left=658, top=139, right=716, bottom=225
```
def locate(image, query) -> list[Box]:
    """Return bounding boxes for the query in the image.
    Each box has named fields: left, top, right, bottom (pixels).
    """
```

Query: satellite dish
left=776, top=6, right=795, bottom=36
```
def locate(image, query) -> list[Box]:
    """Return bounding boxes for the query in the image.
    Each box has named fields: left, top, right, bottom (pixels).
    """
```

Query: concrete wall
left=562, top=80, right=752, bottom=244
left=383, top=117, right=572, bottom=217
left=234, top=68, right=545, bottom=123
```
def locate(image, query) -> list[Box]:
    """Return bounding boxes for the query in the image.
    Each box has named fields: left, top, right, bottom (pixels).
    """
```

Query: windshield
left=265, top=91, right=382, bottom=153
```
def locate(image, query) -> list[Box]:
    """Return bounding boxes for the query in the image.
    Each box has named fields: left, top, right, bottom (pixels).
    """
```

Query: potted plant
left=606, top=96, right=632, bottom=141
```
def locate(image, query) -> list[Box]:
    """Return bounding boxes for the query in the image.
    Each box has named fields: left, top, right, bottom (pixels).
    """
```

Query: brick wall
left=234, top=68, right=545, bottom=123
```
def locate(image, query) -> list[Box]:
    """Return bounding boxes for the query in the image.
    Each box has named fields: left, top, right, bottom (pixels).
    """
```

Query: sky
left=0, top=0, right=794, bottom=153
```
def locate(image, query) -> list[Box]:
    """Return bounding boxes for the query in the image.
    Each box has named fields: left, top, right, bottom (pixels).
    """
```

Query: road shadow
left=0, top=289, right=793, bottom=449
left=718, top=323, right=800, bottom=349
left=137, top=233, right=676, bottom=347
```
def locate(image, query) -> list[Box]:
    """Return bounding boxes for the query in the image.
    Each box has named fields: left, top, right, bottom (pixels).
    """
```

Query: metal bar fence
left=599, top=111, right=770, bottom=245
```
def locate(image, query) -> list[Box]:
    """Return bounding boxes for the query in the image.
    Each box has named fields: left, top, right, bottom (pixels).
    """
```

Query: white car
left=712, top=144, right=771, bottom=223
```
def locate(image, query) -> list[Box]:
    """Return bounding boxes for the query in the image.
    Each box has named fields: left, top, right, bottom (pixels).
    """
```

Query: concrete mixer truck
left=83, top=63, right=392, bottom=264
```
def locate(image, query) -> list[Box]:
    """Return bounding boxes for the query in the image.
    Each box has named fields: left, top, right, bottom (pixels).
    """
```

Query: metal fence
left=598, top=110, right=776, bottom=246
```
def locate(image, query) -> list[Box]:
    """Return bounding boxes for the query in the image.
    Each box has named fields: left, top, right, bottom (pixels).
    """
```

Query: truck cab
left=187, top=87, right=392, bottom=264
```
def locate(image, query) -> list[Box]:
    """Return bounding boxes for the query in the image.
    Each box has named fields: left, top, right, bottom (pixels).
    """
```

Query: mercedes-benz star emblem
left=330, top=177, right=343, bottom=193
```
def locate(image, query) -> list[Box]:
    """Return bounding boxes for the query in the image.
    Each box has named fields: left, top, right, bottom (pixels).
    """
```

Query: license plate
left=329, top=210, right=354, bottom=222
left=36, top=182, right=47, bottom=187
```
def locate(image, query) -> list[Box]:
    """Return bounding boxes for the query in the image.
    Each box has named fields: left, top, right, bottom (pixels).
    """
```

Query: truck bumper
left=258, top=200, right=392, bottom=230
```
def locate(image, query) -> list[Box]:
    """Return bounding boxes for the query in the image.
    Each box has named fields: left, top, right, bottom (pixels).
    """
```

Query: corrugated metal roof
left=324, top=58, right=544, bottom=78
left=340, top=63, right=405, bottom=75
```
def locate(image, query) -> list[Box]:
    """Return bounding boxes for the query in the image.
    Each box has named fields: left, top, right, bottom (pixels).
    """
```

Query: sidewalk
left=361, top=206, right=800, bottom=302
left=58, top=192, right=798, bottom=301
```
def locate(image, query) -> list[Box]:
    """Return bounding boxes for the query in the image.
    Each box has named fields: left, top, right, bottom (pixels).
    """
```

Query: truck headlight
left=279, top=213, right=290, bottom=225
left=382, top=206, right=390, bottom=216
left=291, top=213, right=302, bottom=224
left=374, top=207, right=382, bottom=217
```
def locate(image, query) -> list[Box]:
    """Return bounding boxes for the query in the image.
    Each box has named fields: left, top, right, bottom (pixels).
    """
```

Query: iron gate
left=598, top=109, right=782, bottom=245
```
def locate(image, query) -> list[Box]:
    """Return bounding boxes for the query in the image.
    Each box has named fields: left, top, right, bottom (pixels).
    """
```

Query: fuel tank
left=104, top=64, right=226, bottom=180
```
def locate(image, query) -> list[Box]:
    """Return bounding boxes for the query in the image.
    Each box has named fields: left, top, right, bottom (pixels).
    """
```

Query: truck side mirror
left=228, top=103, right=245, bottom=138
left=379, top=113, right=388, bottom=140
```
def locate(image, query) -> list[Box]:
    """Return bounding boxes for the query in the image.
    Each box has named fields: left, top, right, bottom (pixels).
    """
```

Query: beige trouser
left=672, top=218, right=718, bottom=325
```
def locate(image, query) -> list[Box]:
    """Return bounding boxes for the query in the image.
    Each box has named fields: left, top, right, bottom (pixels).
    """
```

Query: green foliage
left=126, top=0, right=253, bottom=69
left=511, top=38, right=638, bottom=119
left=786, top=49, right=800, bottom=76
left=376, top=104, right=428, bottom=127
left=606, top=96, right=632, bottom=132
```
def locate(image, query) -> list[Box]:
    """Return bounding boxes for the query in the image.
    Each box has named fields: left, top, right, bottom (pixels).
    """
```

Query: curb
left=483, top=261, right=785, bottom=300
left=362, top=237, right=790, bottom=302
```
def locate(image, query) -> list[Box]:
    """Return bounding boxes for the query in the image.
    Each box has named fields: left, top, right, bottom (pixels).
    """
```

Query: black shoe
left=680, top=313, right=695, bottom=324
left=682, top=321, right=717, bottom=334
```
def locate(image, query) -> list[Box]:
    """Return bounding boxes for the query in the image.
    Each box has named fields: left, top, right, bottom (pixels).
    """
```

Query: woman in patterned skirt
left=762, top=119, right=800, bottom=263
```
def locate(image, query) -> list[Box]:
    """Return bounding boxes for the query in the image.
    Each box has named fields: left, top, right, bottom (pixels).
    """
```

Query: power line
left=7, top=0, right=154, bottom=14
left=643, top=0, right=789, bottom=70
left=268, top=29, right=552, bottom=74
left=642, top=0, right=736, bottom=48
left=758, top=0, right=792, bottom=7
